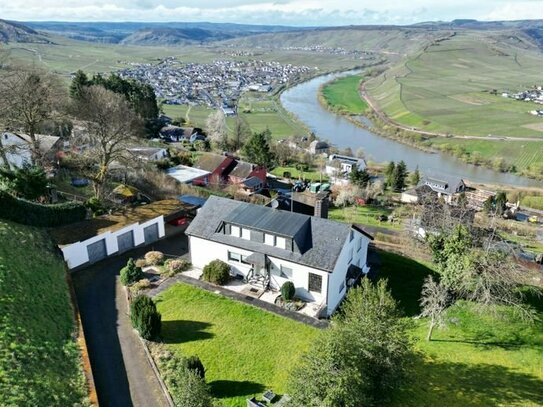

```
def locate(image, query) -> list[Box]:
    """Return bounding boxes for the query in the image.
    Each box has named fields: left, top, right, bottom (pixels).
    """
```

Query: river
left=280, top=71, right=542, bottom=188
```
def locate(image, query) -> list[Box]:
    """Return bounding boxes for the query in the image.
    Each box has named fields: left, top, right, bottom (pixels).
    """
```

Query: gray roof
left=421, top=175, right=465, bottom=195
left=185, top=196, right=365, bottom=272
left=224, top=204, right=309, bottom=238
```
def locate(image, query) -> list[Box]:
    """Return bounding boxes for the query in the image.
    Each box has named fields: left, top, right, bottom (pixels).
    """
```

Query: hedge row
left=0, top=190, right=86, bottom=227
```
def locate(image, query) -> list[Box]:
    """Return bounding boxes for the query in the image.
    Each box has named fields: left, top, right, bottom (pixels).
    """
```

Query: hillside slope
left=0, top=220, right=86, bottom=406
left=0, top=19, right=51, bottom=43
left=120, top=27, right=234, bottom=45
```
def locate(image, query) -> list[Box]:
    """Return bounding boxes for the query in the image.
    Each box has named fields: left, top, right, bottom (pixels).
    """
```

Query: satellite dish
left=271, top=199, right=279, bottom=209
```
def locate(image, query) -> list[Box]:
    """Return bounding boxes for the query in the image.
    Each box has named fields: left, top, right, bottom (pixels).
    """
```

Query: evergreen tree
left=384, top=161, right=395, bottom=189
left=69, top=70, right=89, bottom=101
left=130, top=295, right=161, bottom=340
left=350, top=166, right=371, bottom=188
left=391, top=160, right=407, bottom=192
left=242, top=129, right=275, bottom=168
left=410, top=166, right=421, bottom=186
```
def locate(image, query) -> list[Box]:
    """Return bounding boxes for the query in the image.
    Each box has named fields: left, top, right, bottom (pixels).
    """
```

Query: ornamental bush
left=145, top=251, right=164, bottom=266
left=185, top=355, right=205, bottom=379
left=130, top=294, right=161, bottom=340
left=165, top=258, right=191, bottom=275
left=281, top=281, right=296, bottom=302
left=202, top=259, right=230, bottom=285
left=120, top=258, right=144, bottom=286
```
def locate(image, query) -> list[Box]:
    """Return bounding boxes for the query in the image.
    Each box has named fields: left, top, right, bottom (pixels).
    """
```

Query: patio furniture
left=262, top=390, right=276, bottom=403
left=246, top=397, right=266, bottom=407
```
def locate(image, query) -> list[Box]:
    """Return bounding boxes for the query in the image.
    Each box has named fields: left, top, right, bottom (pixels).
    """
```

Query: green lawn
left=321, top=74, right=368, bottom=115
left=271, top=165, right=328, bottom=182
left=378, top=250, right=543, bottom=407
left=328, top=205, right=401, bottom=230
left=153, top=283, right=318, bottom=407
left=0, top=220, right=87, bottom=406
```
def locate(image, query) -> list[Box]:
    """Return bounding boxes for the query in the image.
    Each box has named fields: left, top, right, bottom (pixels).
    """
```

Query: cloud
left=1, top=0, right=542, bottom=25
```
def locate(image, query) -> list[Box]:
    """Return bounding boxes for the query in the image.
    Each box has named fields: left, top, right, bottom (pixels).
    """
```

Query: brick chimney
left=314, top=192, right=329, bottom=219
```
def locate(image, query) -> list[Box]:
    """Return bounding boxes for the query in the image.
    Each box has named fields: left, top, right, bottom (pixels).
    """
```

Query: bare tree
left=72, top=86, right=142, bottom=199
left=0, top=68, right=66, bottom=163
left=205, top=109, right=227, bottom=149
left=419, top=276, right=450, bottom=341
left=232, top=116, right=251, bottom=151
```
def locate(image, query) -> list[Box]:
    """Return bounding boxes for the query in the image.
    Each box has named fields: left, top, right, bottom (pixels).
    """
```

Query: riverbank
left=317, top=73, right=543, bottom=181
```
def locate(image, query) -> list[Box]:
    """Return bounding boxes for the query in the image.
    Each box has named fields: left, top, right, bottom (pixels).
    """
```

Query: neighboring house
left=0, top=131, right=61, bottom=168
left=190, top=153, right=267, bottom=189
left=308, top=140, right=330, bottom=155
left=192, top=153, right=237, bottom=186
left=159, top=125, right=197, bottom=142
left=128, top=147, right=168, bottom=162
left=186, top=196, right=373, bottom=316
left=228, top=160, right=267, bottom=187
left=421, top=175, right=466, bottom=204
left=189, top=133, right=206, bottom=144
left=325, top=154, right=366, bottom=183
left=240, top=176, right=265, bottom=193
left=167, top=165, right=211, bottom=184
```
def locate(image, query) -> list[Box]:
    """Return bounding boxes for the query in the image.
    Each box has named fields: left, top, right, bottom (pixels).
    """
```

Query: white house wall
left=61, top=216, right=165, bottom=269
left=327, top=230, right=371, bottom=314
left=189, top=236, right=329, bottom=305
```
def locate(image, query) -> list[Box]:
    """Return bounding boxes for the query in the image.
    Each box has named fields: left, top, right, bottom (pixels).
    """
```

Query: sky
left=1, top=0, right=543, bottom=26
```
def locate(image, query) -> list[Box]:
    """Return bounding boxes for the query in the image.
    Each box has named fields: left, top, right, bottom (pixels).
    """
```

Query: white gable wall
left=327, top=230, right=371, bottom=314
left=0, top=132, right=31, bottom=169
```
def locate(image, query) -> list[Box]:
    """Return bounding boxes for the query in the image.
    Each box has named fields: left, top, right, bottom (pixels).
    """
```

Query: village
left=117, top=58, right=313, bottom=109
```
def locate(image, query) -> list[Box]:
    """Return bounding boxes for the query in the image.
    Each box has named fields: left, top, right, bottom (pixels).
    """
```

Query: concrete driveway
left=72, top=235, right=188, bottom=407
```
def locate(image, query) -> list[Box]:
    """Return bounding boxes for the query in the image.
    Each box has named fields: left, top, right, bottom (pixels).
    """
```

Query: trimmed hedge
left=202, top=259, right=230, bottom=285
left=0, top=190, right=86, bottom=227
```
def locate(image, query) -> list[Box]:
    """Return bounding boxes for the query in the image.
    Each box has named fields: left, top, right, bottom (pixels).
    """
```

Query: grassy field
left=366, top=32, right=543, bottom=139
left=321, top=74, right=368, bottom=114
left=328, top=205, right=401, bottom=230
left=154, top=283, right=318, bottom=407
left=271, top=165, right=327, bottom=182
left=429, top=137, right=543, bottom=174
left=0, top=220, right=87, bottom=406
left=162, top=94, right=308, bottom=140
left=378, top=250, right=543, bottom=407
left=364, top=31, right=543, bottom=173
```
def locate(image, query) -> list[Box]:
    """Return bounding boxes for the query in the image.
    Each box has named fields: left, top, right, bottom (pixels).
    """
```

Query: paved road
left=72, top=235, right=188, bottom=407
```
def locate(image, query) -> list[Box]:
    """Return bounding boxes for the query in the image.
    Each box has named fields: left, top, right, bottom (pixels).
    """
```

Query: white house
left=325, top=154, right=366, bottom=184
left=185, top=196, right=373, bottom=316
left=0, top=131, right=60, bottom=168
left=128, top=147, right=168, bottom=162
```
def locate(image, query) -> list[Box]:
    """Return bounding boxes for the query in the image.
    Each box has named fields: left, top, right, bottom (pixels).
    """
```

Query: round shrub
left=281, top=281, right=296, bottom=301
left=202, top=260, right=230, bottom=285
left=130, top=294, right=161, bottom=340
left=120, top=258, right=144, bottom=286
left=135, top=258, right=147, bottom=269
left=145, top=251, right=164, bottom=266
left=166, top=259, right=191, bottom=274
left=184, top=355, right=205, bottom=379
left=131, top=278, right=151, bottom=293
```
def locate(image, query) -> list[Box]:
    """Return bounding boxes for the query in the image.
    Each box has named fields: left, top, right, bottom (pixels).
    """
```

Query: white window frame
left=264, top=233, right=275, bottom=246
left=241, top=228, right=251, bottom=240
left=231, top=225, right=241, bottom=237
left=276, top=236, right=286, bottom=249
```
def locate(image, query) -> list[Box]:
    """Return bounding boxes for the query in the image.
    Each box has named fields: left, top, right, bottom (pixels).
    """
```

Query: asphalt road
left=72, top=235, right=188, bottom=407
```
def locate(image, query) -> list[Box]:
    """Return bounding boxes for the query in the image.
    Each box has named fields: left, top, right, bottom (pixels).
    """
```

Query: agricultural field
left=429, top=137, right=543, bottom=174
left=163, top=95, right=308, bottom=140
left=0, top=220, right=87, bottom=406
left=378, top=251, right=543, bottom=407
left=321, top=74, right=368, bottom=114
left=365, top=31, right=543, bottom=139
left=153, top=283, right=317, bottom=407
